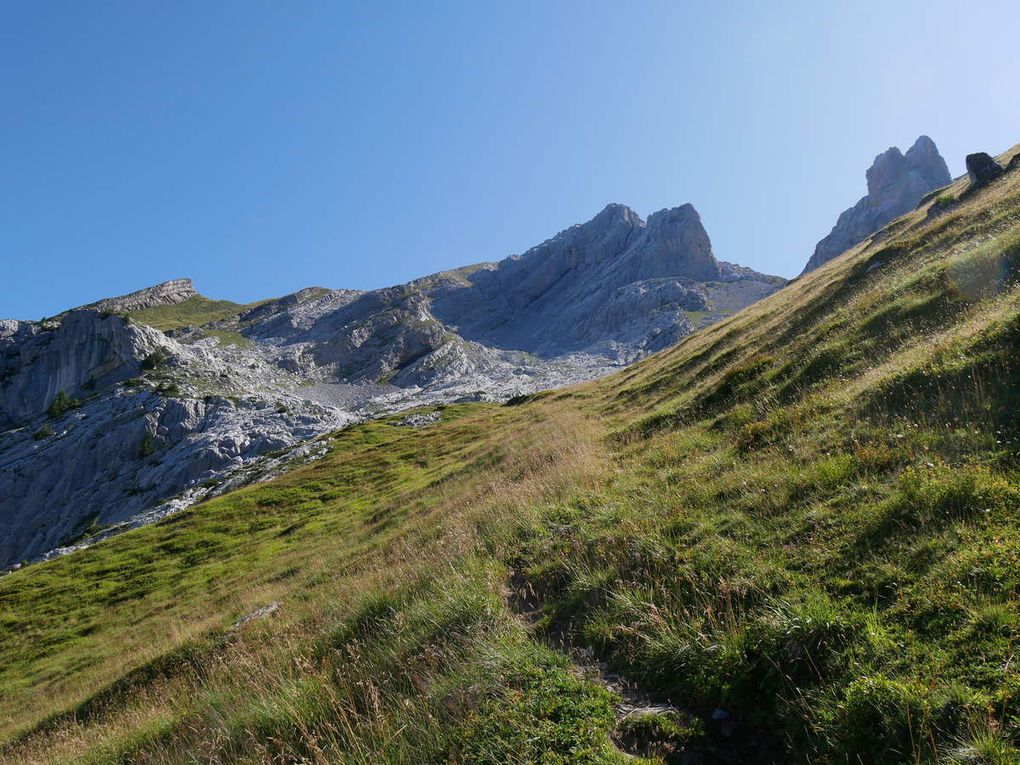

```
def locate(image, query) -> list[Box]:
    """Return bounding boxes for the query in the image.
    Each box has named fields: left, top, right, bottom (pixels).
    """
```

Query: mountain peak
left=905, top=135, right=951, bottom=187
left=547, top=202, right=719, bottom=282
left=645, top=202, right=699, bottom=226
left=907, top=134, right=938, bottom=155
left=802, top=135, right=951, bottom=274
left=584, top=202, right=644, bottom=236
left=865, top=146, right=909, bottom=195
left=636, top=203, right=720, bottom=282
left=594, top=201, right=639, bottom=218
left=83, top=278, right=197, bottom=315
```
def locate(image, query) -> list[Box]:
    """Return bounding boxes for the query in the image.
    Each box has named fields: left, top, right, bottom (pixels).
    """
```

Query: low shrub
left=140, top=349, right=168, bottom=371
left=454, top=648, right=618, bottom=765
left=821, top=674, right=931, bottom=762
left=156, top=381, right=181, bottom=397
left=863, top=464, right=1017, bottom=549
left=818, top=676, right=986, bottom=763
left=47, top=390, right=81, bottom=419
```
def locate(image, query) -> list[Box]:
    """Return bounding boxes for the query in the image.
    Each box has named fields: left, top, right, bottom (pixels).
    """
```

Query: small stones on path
left=232, top=602, right=280, bottom=629
left=593, top=658, right=682, bottom=720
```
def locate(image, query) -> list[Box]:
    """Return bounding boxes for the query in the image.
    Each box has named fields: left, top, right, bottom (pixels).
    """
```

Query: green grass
left=124, top=295, right=265, bottom=331
left=683, top=308, right=712, bottom=327
left=202, top=329, right=254, bottom=348
left=47, top=389, right=82, bottom=419
left=2, top=150, right=1020, bottom=763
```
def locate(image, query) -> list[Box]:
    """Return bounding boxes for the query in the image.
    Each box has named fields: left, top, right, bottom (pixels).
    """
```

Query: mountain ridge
left=0, top=201, right=783, bottom=568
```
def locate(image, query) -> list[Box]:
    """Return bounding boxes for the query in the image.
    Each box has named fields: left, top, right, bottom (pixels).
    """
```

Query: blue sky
left=3, top=1, right=1019, bottom=319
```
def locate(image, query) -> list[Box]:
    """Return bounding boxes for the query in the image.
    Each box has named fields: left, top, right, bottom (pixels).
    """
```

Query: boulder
left=966, top=152, right=1004, bottom=187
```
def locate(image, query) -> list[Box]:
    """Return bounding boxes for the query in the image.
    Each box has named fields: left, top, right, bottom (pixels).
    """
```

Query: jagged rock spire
left=802, top=136, right=950, bottom=275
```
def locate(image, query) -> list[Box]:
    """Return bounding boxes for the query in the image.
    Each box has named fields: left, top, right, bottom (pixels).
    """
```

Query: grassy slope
left=124, top=296, right=265, bottom=332
left=2, top=147, right=1020, bottom=763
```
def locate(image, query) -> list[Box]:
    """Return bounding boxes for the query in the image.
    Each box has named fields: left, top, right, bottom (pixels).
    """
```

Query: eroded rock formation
left=802, top=136, right=950, bottom=274
left=86, top=278, right=198, bottom=314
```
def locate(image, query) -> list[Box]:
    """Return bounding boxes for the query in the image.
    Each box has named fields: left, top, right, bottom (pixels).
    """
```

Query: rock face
left=0, top=313, right=161, bottom=428
left=0, top=203, right=785, bottom=568
left=0, top=313, right=362, bottom=568
left=802, top=136, right=950, bottom=275
left=244, top=203, right=784, bottom=377
left=86, top=278, right=197, bottom=314
left=429, top=203, right=727, bottom=358
left=965, top=153, right=1004, bottom=187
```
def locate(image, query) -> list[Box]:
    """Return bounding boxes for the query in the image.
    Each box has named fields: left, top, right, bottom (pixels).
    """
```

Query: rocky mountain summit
left=85, top=278, right=199, bottom=314
left=802, top=136, right=951, bottom=274
left=0, top=203, right=783, bottom=568
left=429, top=203, right=752, bottom=359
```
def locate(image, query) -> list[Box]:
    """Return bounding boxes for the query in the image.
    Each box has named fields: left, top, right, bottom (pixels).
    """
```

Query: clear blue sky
left=3, top=1, right=1019, bottom=319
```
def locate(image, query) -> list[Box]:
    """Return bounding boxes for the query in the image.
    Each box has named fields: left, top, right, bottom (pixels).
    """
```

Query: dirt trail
left=505, top=569, right=785, bottom=765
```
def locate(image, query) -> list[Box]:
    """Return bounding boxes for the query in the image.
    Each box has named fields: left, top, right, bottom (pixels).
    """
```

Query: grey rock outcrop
left=965, top=153, right=1004, bottom=187
left=85, top=278, right=197, bottom=314
left=802, top=136, right=950, bottom=274
left=0, top=311, right=163, bottom=428
left=427, top=203, right=779, bottom=360
left=1, top=203, right=784, bottom=568
left=243, top=202, right=784, bottom=377
left=0, top=314, right=363, bottom=566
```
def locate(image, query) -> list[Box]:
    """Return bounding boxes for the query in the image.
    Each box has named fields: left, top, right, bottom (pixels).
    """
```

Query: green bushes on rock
left=46, top=390, right=81, bottom=419
left=140, top=348, right=167, bottom=371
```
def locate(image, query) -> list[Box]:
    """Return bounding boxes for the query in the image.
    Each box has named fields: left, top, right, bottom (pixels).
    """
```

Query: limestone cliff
left=85, top=278, right=197, bottom=314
